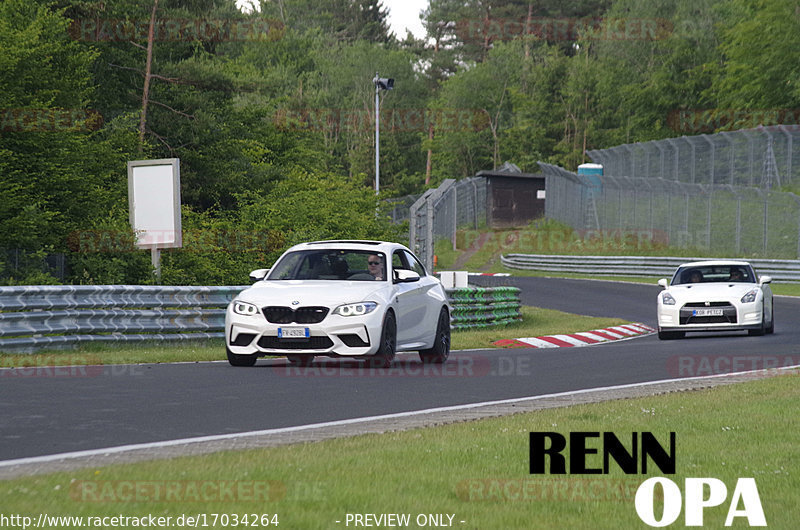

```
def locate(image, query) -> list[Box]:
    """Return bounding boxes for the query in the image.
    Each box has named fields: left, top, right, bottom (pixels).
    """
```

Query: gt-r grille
left=262, top=306, right=329, bottom=324
left=257, top=336, right=334, bottom=350
left=679, top=303, right=737, bottom=325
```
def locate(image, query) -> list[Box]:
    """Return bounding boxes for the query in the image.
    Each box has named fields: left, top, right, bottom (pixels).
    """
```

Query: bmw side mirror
left=249, top=268, right=270, bottom=282
left=658, top=279, right=668, bottom=289
left=394, top=269, right=420, bottom=284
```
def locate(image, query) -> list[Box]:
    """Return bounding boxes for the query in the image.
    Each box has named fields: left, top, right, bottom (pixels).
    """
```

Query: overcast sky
left=236, top=0, right=429, bottom=40
left=383, top=0, right=427, bottom=40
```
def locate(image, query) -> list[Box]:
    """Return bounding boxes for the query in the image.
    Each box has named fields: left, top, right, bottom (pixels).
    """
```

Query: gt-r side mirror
left=658, top=278, right=669, bottom=289
left=760, top=276, right=772, bottom=285
left=249, top=268, right=270, bottom=282
left=393, top=269, right=420, bottom=284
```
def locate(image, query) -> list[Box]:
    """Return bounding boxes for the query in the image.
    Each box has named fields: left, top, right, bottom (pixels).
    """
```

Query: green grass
left=451, top=306, right=626, bottom=350
left=0, top=307, right=628, bottom=366
left=3, top=375, right=797, bottom=529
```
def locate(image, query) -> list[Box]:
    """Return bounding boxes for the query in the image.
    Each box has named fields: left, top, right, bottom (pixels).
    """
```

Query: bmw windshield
left=266, top=249, right=387, bottom=281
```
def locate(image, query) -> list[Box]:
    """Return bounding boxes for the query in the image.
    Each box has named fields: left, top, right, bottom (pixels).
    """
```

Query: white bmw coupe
left=225, top=240, right=451, bottom=367
left=656, top=260, right=774, bottom=340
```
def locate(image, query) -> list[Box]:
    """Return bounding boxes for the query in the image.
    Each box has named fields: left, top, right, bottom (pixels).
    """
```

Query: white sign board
left=127, top=158, right=182, bottom=248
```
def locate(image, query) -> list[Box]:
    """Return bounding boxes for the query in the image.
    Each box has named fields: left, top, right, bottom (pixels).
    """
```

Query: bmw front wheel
left=419, top=307, right=450, bottom=364
left=368, top=312, right=396, bottom=368
left=226, top=347, right=258, bottom=367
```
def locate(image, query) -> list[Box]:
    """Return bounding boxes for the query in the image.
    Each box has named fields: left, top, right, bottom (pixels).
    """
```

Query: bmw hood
left=666, top=283, right=758, bottom=303
left=234, top=280, right=389, bottom=307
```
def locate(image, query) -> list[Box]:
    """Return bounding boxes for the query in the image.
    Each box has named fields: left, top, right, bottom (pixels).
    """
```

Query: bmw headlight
left=661, top=292, right=676, bottom=306
left=741, top=289, right=758, bottom=304
left=232, top=301, right=259, bottom=316
left=333, top=302, right=378, bottom=317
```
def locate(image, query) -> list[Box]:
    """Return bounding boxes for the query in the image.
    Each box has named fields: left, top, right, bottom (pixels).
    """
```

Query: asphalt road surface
left=2, top=277, right=799, bottom=461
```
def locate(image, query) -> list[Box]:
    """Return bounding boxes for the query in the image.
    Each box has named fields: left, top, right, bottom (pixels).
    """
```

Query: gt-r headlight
left=661, top=292, right=676, bottom=305
left=333, top=302, right=378, bottom=317
left=741, top=289, right=759, bottom=304
left=232, top=301, right=259, bottom=316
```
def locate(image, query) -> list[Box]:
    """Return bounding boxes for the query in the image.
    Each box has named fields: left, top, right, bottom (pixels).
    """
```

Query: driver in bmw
left=367, top=254, right=385, bottom=281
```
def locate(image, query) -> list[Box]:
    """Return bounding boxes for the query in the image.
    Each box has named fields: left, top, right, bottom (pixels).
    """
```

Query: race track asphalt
left=2, top=277, right=799, bottom=461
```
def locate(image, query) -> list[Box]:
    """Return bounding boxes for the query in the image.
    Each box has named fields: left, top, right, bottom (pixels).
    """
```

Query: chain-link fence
left=1, top=249, right=68, bottom=283
left=586, top=126, right=800, bottom=188
left=539, top=162, right=800, bottom=258
left=408, top=177, right=488, bottom=271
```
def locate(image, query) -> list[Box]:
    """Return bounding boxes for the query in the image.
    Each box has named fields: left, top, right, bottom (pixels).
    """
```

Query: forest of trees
left=1, top=0, right=799, bottom=284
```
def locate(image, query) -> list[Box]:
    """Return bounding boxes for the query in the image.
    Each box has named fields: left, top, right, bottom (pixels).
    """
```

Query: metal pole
left=151, top=246, right=161, bottom=282
left=374, top=72, right=380, bottom=195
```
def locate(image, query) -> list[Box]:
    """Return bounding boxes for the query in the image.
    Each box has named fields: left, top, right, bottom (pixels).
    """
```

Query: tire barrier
left=446, top=286, right=522, bottom=330
left=1, top=284, right=523, bottom=353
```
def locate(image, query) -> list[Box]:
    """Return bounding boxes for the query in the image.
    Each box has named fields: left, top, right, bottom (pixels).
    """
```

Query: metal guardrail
left=0, top=285, right=246, bottom=353
left=0, top=284, right=520, bottom=354
left=501, top=254, right=800, bottom=281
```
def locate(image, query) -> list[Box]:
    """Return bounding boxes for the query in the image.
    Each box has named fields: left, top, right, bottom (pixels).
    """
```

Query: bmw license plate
left=692, top=308, right=724, bottom=317
left=278, top=327, right=309, bottom=339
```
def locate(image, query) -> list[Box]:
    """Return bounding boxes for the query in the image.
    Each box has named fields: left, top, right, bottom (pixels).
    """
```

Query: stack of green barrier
left=445, top=287, right=522, bottom=330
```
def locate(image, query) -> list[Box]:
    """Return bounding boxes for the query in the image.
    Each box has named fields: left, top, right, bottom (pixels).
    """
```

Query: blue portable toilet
left=578, top=163, right=603, bottom=192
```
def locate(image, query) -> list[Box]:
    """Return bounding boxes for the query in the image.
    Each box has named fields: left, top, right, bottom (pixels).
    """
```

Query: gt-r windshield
left=672, top=264, right=756, bottom=285
left=266, top=249, right=387, bottom=281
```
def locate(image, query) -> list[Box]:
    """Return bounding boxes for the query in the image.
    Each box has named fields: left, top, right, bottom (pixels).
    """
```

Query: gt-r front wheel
left=419, top=307, right=450, bottom=364
left=226, top=347, right=258, bottom=367
left=367, top=311, right=396, bottom=368
left=748, top=309, right=767, bottom=336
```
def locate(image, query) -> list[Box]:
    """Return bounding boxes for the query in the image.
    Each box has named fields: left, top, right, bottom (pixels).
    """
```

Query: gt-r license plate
left=692, top=308, right=724, bottom=317
left=278, top=327, right=310, bottom=339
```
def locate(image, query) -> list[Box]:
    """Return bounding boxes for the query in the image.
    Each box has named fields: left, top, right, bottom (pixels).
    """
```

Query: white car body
left=656, top=260, right=774, bottom=340
left=225, top=240, right=450, bottom=366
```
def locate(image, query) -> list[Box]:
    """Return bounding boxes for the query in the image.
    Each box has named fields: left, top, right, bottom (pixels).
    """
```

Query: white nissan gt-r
left=656, top=260, right=774, bottom=340
left=225, top=240, right=451, bottom=367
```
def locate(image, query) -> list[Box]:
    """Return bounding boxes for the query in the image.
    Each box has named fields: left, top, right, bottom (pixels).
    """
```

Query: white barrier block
left=439, top=271, right=455, bottom=289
